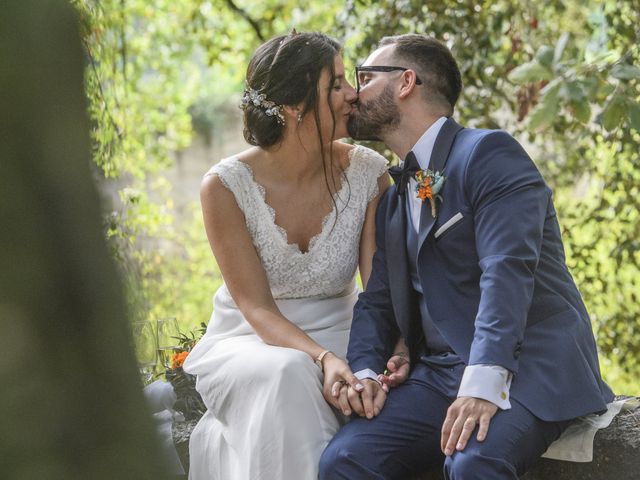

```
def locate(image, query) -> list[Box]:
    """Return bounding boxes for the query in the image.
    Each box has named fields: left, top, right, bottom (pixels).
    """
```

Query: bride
left=183, top=31, right=393, bottom=479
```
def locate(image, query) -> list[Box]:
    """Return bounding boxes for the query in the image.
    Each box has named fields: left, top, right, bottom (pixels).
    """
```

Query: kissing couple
left=182, top=30, right=613, bottom=480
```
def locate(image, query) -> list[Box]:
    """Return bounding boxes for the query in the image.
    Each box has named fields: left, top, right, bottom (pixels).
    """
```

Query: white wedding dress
left=183, top=145, right=388, bottom=480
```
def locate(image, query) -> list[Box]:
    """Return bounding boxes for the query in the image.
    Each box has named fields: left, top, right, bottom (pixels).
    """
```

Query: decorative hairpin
left=240, top=87, right=285, bottom=125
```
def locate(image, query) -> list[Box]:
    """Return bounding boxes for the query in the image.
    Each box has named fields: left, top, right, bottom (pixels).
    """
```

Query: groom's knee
left=318, top=439, right=347, bottom=480
left=444, top=449, right=515, bottom=479
left=319, top=434, right=370, bottom=480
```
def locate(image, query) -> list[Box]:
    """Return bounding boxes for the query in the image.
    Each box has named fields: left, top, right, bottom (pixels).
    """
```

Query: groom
left=319, top=34, right=613, bottom=479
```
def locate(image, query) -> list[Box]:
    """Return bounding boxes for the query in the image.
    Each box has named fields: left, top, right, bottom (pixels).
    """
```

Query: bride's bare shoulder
left=331, top=141, right=357, bottom=169
left=203, top=146, right=261, bottom=176
left=233, top=146, right=263, bottom=165
left=332, top=140, right=355, bottom=154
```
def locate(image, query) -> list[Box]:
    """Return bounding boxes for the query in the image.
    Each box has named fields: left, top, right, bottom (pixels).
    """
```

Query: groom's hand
left=441, top=397, right=498, bottom=456
left=347, top=379, right=387, bottom=419
left=378, top=352, right=410, bottom=388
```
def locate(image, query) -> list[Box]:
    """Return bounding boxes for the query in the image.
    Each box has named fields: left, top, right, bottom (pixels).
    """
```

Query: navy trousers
left=319, top=356, right=571, bottom=479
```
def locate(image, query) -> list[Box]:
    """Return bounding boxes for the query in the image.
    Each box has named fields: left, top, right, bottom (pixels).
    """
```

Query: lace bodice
left=209, top=145, right=388, bottom=299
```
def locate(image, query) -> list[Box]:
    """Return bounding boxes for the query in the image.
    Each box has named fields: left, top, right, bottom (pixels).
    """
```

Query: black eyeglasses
left=355, top=65, right=423, bottom=93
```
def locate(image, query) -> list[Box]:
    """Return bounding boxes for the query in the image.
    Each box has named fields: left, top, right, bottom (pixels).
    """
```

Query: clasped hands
left=324, top=352, right=410, bottom=419
left=322, top=352, right=499, bottom=455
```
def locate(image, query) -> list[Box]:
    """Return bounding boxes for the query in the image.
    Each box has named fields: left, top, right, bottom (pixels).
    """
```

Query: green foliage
left=173, top=321, right=208, bottom=352
left=137, top=203, right=224, bottom=330
left=73, top=0, right=198, bottom=179
left=77, top=0, right=639, bottom=392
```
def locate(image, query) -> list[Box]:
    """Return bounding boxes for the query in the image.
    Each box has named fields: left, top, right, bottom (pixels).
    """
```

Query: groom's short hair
left=379, top=34, right=462, bottom=115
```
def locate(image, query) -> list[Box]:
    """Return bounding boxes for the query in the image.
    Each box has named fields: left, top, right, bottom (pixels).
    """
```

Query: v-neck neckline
left=234, top=146, right=359, bottom=255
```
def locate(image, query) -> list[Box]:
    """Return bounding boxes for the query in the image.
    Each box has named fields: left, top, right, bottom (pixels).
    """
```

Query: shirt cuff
left=458, top=364, right=512, bottom=410
left=354, top=368, right=380, bottom=383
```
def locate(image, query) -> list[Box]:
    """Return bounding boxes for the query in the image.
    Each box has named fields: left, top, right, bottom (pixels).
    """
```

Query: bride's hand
left=321, top=353, right=363, bottom=412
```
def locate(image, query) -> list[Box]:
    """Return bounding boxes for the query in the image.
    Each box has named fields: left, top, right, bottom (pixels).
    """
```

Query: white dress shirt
left=355, top=116, right=512, bottom=410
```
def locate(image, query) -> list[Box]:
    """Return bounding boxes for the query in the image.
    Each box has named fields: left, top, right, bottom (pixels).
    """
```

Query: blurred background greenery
left=71, top=0, right=639, bottom=394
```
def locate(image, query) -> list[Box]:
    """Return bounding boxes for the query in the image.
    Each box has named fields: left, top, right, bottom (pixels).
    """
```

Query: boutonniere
left=414, top=169, right=446, bottom=217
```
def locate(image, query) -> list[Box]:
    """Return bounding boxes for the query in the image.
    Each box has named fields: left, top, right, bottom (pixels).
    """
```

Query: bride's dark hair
left=242, top=31, right=341, bottom=148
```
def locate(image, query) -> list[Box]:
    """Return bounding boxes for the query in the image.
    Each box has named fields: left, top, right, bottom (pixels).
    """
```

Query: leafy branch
left=224, top=0, right=265, bottom=41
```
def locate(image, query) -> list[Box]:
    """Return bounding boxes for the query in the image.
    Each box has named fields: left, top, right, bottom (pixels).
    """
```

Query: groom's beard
left=348, top=84, right=400, bottom=141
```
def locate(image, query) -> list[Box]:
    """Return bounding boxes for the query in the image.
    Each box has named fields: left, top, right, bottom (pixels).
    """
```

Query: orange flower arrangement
left=171, top=350, right=190, bottom=369
left=164, top=324, right=207, bottom=420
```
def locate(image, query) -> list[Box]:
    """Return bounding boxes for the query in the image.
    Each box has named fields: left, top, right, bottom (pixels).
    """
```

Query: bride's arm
left=202, top=173, right=326, bottom=357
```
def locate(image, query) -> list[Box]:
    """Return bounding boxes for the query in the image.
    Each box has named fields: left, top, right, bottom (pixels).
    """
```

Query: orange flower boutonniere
left=414, top=169, right=446, bottom=217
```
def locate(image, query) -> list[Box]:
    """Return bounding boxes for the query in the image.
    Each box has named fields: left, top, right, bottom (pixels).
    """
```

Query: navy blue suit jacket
left=347, top=118, right=613, bottom=421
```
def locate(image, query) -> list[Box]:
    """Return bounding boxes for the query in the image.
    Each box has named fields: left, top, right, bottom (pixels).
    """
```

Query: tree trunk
left=0, top=1, right=168, bottom=478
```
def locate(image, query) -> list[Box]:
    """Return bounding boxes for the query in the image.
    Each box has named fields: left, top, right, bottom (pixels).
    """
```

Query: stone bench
left=172, top=397, right=640, bottom=479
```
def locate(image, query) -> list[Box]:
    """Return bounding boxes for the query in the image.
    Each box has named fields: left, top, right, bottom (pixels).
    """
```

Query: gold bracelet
left=314, top=350, right=332, bottom=373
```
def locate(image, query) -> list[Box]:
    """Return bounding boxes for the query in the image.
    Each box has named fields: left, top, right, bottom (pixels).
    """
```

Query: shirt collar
left=407, top=116, right=448, bottom=170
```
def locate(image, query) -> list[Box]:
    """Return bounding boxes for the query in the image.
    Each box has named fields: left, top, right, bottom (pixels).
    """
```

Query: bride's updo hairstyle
left=242, top=31, right=341, bottom=147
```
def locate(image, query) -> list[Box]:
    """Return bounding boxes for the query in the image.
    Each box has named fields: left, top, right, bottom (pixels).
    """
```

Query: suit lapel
left=417, top=118, right=464, bottom=250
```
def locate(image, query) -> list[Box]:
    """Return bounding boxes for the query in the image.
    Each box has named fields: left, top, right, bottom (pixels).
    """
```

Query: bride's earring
left=297, top=112, right=303, bottom=124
